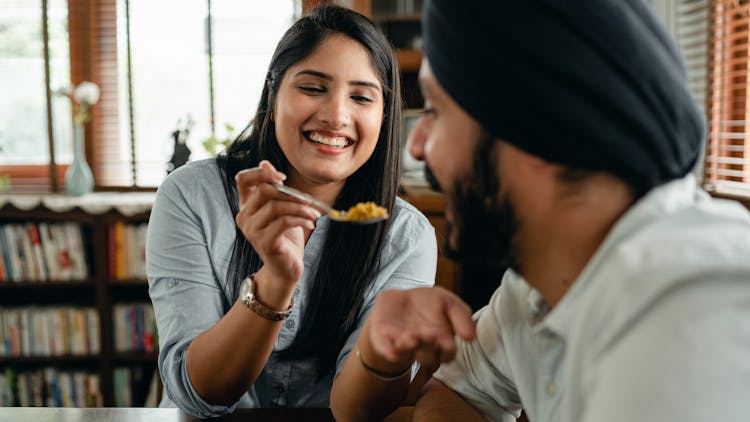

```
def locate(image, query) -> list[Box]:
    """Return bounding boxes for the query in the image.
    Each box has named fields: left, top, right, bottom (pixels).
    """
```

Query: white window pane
left=116, top=0, right=294, bottom=187
left=119, top=0, right=210, bottom=187
left=49, top=0, right=72, bottom=165
left=0, top=0, right=70, bottom=166
left=211, top=0, right=295, bottom=146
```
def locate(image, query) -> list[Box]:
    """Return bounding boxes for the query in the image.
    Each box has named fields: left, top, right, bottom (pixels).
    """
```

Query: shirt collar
left=534, top=175, right=700, bottom=336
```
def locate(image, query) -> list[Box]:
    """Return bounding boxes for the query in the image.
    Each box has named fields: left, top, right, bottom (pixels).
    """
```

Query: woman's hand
left=364, top=287, right=477, bottom=372
left=234, top=160, right=322, bottom=288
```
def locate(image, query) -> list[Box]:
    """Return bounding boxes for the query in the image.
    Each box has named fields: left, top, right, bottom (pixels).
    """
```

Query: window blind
left=675, top=0, right=710, bottom=109
left=705, top=0, right=750, bottom=195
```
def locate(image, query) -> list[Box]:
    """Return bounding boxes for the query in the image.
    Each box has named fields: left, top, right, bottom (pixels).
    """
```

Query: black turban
left=422, top=0, right=706, bottom=191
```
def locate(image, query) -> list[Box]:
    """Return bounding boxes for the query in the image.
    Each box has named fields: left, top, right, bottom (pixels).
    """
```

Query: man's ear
left=498, top=141, right=554, bottom=184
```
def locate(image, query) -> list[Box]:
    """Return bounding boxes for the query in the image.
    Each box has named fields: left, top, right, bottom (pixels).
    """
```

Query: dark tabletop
left=0, top=407, right=415, bottom=421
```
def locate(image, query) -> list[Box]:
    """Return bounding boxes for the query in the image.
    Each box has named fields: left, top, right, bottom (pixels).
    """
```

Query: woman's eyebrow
left=294, top=69, right=380, bottom=90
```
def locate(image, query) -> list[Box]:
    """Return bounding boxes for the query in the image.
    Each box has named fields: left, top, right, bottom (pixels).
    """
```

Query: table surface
left=0, top=407, right=415, bottom=421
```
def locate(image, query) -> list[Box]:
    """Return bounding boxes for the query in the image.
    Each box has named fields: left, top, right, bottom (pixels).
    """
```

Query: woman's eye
left=351, top=95, right=373, bottom=103
left=299, top=86, right=325, bottom=93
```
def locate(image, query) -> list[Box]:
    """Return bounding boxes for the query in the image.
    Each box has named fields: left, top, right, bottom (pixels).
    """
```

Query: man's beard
left=436, top=133, right=522, bottom=274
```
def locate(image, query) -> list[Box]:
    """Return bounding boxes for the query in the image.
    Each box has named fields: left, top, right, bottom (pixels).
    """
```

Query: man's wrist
left=356, top=348, right=411, bottom=381
left=356, top=322, right=413, bottom=380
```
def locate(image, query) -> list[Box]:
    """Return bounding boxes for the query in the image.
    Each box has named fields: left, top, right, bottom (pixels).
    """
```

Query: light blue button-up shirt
left=146, top=159, right=437, bottom=417
left=434, top=175, right=750, bottom=422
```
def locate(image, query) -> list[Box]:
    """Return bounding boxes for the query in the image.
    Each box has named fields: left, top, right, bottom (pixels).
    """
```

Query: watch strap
left=240, top=273, right=294, bottom=321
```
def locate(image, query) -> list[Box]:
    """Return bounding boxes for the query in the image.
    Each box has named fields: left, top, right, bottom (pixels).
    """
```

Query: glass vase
left=65, top=124, right=94, bottom=196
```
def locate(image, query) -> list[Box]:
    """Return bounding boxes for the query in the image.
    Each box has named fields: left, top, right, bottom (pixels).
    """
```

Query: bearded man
left=330, top=1, right=750, bottom=421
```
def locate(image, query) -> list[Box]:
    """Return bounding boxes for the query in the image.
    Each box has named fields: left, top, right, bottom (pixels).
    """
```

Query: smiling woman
left=145, top=4, right=437, bottom=419
left=273, top=33, right=384, bottom=187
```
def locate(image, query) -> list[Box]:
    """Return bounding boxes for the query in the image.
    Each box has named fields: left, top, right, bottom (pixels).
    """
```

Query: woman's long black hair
left=216, top=5, right=403, bottom=376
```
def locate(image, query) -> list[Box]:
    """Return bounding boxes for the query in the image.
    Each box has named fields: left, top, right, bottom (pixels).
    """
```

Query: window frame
left=3, top=0, right=312, bottom=193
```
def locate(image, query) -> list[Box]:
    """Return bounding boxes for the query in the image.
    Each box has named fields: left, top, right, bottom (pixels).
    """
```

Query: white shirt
left=434, top=175, right=750, bottom=422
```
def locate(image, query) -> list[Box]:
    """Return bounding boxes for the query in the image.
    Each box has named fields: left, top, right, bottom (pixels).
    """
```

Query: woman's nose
left=318, top=94, right=350, bottom=128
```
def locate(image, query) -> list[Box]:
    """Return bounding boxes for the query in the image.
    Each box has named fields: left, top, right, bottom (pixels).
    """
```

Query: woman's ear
left=267, top=82, right=274, bottom=122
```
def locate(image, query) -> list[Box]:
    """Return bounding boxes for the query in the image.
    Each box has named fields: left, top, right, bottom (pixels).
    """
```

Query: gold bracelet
left=355, top=348, right=411, bottom=381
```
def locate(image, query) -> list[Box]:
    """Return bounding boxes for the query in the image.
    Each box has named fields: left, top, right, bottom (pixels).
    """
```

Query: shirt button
left=546, top=380, right=557, bottom=396
left=285, top=319, right=296, bottom=329
left=275, top=385, right=285, bottom=394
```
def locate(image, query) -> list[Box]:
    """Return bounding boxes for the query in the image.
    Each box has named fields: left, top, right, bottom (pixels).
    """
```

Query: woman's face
left=273, top=33, right=384, bottom=188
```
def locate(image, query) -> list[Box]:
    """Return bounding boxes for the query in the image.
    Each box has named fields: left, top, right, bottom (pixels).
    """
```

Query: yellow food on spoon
left=329, top=201, right=389, bottom=221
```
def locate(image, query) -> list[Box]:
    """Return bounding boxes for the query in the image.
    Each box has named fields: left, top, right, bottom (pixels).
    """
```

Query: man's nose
left=407, top=117, right=426, bottom=161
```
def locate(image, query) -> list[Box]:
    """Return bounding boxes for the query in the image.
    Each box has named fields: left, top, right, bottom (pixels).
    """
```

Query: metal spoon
left=272, top=183, right=388, bottom=224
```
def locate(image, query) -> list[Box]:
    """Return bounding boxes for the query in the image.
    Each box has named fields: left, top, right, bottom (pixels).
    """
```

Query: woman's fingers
left=248, top=192, right=322, bottom=228
left=235, top=160, right=286, bottom=205
left=236, top=184, right=321, bottom=238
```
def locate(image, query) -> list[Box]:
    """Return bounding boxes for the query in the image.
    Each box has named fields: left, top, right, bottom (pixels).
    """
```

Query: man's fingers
left=370, top=325, right=406, bottom=362
left=445, top=295, right=477, bottom=341
left=414, top=344, right=442, bottom=369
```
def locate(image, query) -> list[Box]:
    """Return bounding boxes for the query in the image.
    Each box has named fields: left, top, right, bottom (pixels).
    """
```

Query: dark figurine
left=167, top=116, right=193, bottom=174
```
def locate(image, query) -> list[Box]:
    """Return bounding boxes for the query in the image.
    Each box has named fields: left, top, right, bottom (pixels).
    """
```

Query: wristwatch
left=239, top=273, right=294, bottom=321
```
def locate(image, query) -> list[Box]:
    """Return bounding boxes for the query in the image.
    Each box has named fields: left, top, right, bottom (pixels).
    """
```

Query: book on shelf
left=0, top=240, right=5, bottom=281
left=113, top=366, right=159, bottom=407
left=66, top=223, right=88, bottom=280
left=18, top=224, right=35, bottom=281
left=113, top=303, right=156, bottom=353
left=0, top=368, right=102, bottom=407
left=0, top=223, right=88, bottom=283
left=1, top=306, right=100, bottom=357
left=1, top=226, right=21, bottom=282
left=27, top=224, right=48, bottom=281
left=109, top=222, right=148, bottom=280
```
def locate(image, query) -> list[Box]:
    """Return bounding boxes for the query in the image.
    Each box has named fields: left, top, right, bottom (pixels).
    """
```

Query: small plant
left=202, top=123, right=236, bottom=157
left=0, top=174, right=10, bottom=193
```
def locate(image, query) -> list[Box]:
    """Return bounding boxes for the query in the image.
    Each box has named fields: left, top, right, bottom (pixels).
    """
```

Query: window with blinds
left=705, top=0, right=750, bottom=196
left=672, top=0, right=711, bottom=183
left=0, top=0, right=299, bottom=192
left=675, top=0, right=710, bottom=110
left=97, top=0, right=297, bottom=188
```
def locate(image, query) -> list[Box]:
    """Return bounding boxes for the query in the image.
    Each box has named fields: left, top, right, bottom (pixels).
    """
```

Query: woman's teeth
left=308, top=132, right=350, bottom=147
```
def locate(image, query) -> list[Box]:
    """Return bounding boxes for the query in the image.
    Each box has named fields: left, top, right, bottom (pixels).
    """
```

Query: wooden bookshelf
left=395, top=48, right=422, bottom=72
left=0, top=197, right=156, bottom=407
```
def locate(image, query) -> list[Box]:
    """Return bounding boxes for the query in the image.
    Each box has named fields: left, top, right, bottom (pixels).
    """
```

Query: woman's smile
left=274, top=33, right=383, bottom=185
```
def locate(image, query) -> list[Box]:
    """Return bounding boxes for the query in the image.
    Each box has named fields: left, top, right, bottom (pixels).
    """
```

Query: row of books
left=1, top=307, right=100, bottom=357
left=0, top=367, right=102, bottom=407
left=113, top=366, right=160, bottom=407
left=113, top=303, right=157, bottom=353
left=0, top=223, right=88, bottom=283
left=108, top=222, right=147, bottom=280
